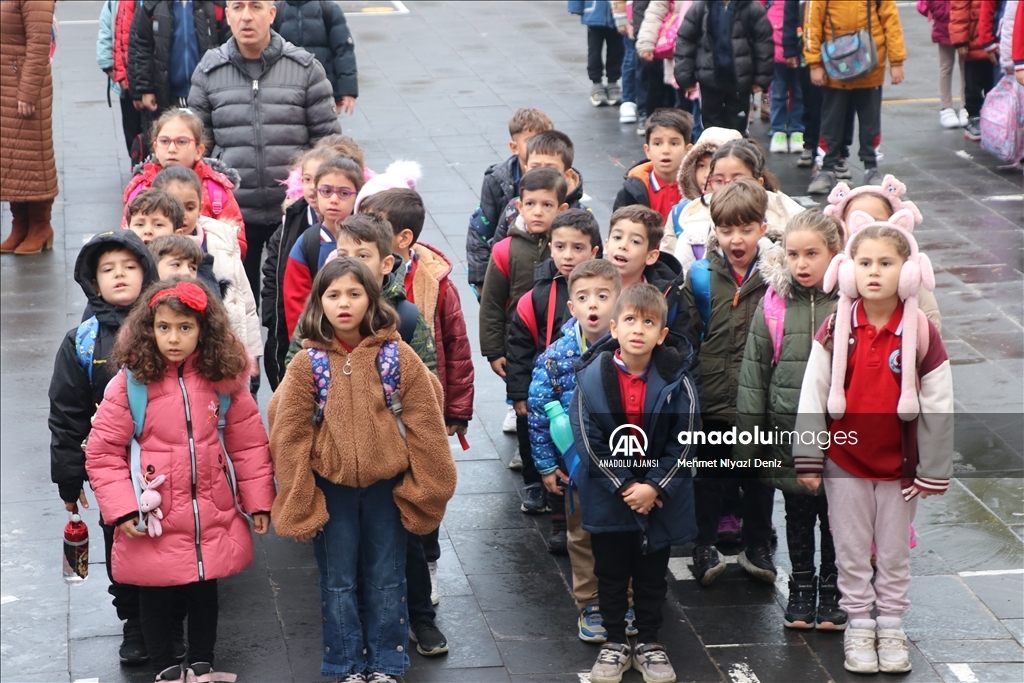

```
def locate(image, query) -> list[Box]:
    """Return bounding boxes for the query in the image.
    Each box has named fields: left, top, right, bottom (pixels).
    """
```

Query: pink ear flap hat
left=823, top=174, right=923, bottom=238
left=822, top=208, right=935, bottom=422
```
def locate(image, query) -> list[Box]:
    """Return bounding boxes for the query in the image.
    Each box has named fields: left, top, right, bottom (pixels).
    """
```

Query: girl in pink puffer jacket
left=86, top=278, right=276, bottom=683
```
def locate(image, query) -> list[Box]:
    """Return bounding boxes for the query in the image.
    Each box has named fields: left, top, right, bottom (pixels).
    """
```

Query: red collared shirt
left=613, top=349, right=649, bottom=430
left=648, top=171, right=682, bottom=222
left=828, top=300, right=905, bottom=480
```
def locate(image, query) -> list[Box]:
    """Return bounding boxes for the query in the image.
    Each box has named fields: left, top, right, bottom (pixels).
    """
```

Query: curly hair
left=299, top=257, right=399, bottom=345
left=112, top=277, right=249, bottom=384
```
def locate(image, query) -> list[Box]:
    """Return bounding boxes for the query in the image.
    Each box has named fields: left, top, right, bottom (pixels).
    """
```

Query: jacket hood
left=578, top=324, right=692, bottom=382
left=200, top=157, right=242, bottom=188
left=75, top=231, right=158, bottom=327
left=626, top=159, right=654, bottom=183
left=532, top=257, right=561, bottom=285
left=200, top=31, right=313, bottom=74
left=705, top=226, right=784, bottom=278
left=566, top=167, right=585, bottom=206
left=486, top=154, right=520, bottom=186
left=413, top=242, right=453, bottom=283
left=644, top=250, right=684, bottom=290
left=676, top=127, right=743, bottom=199
left=383, top=254, right=411, bottom=305
left=302, top=326, right=401, bottom=353
left=131, top=157, right=241, bottom=190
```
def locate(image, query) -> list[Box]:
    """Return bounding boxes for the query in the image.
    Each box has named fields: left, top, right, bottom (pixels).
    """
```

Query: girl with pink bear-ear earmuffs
left=790, top=207, right=955, bottom=676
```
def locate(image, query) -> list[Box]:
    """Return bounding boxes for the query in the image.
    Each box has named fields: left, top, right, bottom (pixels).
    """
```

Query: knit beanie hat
left=823, top=174, right=923, bottom=237
left=354, top=160, right=422, bottom=213
left=822, top=208, right=935, bottom=421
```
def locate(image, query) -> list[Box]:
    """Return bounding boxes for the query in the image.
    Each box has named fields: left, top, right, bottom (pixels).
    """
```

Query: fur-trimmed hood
left=676, top=127, right=743, bottom=199
left=131, top=156, right=242, bottom=189
left=755, top=240, right=837, bottom=300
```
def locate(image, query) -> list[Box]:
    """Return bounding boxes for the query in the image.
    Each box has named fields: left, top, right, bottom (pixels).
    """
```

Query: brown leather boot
left=14, top=199, right=54, bottom=254
left=1, top=202, right=30, bottom=253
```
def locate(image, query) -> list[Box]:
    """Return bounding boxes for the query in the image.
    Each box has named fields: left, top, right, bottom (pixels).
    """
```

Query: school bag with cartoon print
left=980, top=74, right=1024, bottom=165
left=308, top=341, right=405, bottom=437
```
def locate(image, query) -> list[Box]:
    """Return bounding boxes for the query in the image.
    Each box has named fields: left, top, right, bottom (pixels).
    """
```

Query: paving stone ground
left=1, top=2, right=1022, bottom=682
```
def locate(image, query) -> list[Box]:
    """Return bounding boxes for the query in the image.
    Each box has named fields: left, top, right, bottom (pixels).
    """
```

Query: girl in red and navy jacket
left=794, top=209, right=953, bottom=676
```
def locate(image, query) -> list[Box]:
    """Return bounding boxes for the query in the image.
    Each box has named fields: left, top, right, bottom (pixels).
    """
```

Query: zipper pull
left=732, top=289, right=740, bottom=308
left=252, top=80, right=259, bottom=93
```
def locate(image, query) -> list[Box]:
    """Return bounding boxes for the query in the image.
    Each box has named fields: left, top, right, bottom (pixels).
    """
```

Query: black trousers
left=699, top=85, right=750, bottom=134
left=783, top=491, right=836, bottom=577
left=592, top=531, right=670, bottom=644
left=587, top=26, right=624, bottom=84
left=102, top=522, right=140, bottom=622
left=406, top=533, right=436, bottom=626
left=118, top=95, right=143, bottom=160
left=693, top=421, right=775, bottom=548
left=516, top=414, right=541, bottom=486
left=799, top=67, right=822, bottom=151
left=139, top=580, right=218, bottom=672
left=820, top=86, right=881, bottom=172
left=645, top=60, right=678, bottom=115
left=963, top=58, right=995, bottom=117
left=242, top=221, right=279, bottom=310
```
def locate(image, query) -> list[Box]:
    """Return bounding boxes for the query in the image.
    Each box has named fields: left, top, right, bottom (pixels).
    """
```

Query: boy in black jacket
left=506, top=209, right=601, bottom=551
left=48, top=231, right=158, bottom=665
left=673, top=0, right=774, bottom=133
left=465, top=108, right=553, bottom=299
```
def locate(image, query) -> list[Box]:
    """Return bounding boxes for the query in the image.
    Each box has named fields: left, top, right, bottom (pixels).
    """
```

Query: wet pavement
left=1, top=2, right=1022, bottom=682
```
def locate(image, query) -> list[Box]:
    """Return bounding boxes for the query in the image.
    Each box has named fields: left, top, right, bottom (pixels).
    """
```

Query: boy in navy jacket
left=570, top=283, right=698, bottom=683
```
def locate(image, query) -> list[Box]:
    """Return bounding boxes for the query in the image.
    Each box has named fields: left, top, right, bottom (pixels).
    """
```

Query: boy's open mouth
left=612, top=254, right=629, bottom=265
left=587, top=314, right=599, bottom=324
left=730, top=248, right=746, bottom=261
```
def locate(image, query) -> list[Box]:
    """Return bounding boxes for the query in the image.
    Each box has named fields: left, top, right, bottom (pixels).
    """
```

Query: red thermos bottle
left=62, top=512, right=89, bottom=585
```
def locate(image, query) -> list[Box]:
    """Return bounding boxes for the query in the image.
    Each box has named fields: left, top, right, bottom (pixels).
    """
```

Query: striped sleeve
left=913, top=320, right=954, bottom=495
left=793, top=339, right=832, bottom=474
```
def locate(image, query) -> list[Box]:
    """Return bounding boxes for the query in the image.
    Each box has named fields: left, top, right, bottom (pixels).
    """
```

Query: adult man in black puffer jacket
left=272, top=0, right=358, bottom=115
left=188, top=0, right=341, bottom=299
left=128, top=1, right=230, bottom=113
left=673, top=0, right=773, bottom=134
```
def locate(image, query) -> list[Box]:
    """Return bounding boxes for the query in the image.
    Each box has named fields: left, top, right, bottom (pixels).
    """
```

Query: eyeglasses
left=706, top=176, right=733, bottom=190
left=317, top=185, right=357, bottom=200
left=155, top=136, right=196, bottom=149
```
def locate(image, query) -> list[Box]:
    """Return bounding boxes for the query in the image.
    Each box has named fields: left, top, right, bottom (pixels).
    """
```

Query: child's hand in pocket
left=119, top=517, right=146, bottom=539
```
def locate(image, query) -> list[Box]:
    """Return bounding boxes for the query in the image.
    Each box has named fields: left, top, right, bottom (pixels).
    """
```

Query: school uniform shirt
left=827, top=300, right=905, bottom=479
left=648, top=170, right=683, bottom=223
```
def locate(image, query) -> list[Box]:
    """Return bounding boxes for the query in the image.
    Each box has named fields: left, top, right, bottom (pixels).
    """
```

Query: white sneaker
left=590, top=643, right=631, bottom=683
left=958, top=107, right=969, bottom=127
left=502, top=405, right=517, bottom=433
left=428, top=561, right=440, bottom=606
left=940, top=108, right=960, bottom=129
left=877, top=628, right=912, bottom=673
left=619, top=101, right=638, bottom=124
left=843, top=620, right=879, bottom=674
left=770, top=132, right=789, bottom=153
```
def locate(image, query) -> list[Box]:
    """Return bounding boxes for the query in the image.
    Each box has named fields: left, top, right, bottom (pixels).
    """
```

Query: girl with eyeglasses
left=671, top=139, right=804, bottom=273
left=281, top=156, right=366, bottom=343
left=122, top=109, right=248, bottom=258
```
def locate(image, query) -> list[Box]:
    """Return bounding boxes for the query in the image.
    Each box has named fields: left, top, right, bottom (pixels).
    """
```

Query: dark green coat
left=683, top=235, right=780, bottom=425
left=734, top=249, right=839, bottom=495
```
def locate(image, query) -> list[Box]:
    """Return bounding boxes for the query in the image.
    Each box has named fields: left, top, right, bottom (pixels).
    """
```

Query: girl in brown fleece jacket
left=268, top=257, right=457, bottom=681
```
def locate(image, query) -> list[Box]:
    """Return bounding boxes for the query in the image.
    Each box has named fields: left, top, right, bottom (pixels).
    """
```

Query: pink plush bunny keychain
left=137, top=472, right=166, bottom=537
left=822, top=207, right=935, bottom=422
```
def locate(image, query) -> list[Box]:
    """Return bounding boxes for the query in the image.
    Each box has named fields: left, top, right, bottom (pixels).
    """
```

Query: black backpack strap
left=302, top=226, right=322, bottom=280
left=395, top=300, right=419, bottom=344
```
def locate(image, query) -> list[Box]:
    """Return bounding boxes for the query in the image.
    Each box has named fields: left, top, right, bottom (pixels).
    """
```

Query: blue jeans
left=770, top=62, right=805, bottom=135
left=313, top=476, right=409, bottom=677
left=622, top=34, right=637, bottom=105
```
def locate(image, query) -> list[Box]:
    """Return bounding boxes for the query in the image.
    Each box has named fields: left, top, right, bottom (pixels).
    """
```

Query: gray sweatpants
left=823, top=458, right=918, bottom=621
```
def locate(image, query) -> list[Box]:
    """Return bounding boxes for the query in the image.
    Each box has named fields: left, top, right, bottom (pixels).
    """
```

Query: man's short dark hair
left=127, top=190, right=185, bottom=230
left=526, top=130, right=575, bottom=169
left=645, top=108, right=695, bottom=145
left=550, top=208, right=601, bottom=249
left=359, top=189, right=426, bottom=244
left=519, top=167, right=568, bottom=205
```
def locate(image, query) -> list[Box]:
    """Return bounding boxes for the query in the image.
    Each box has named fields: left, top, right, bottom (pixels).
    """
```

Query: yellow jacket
left=803, top=0, right=906, bottom=89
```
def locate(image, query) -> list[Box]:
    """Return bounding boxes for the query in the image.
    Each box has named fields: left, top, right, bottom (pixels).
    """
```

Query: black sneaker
left=520, top=483, right=550, bottom=515
left=784, top=573, right=817, bottom=629
left=964, top=117, right=982, bottom=141
left=410, top=621, right=449, bottom=656
left=738, top=545, right=777, bottom=583
left=691, top=545, right=726, bottom=586
left=548, top=515, right=568, bottom=555
left=171, top=617, right=186, bottom=661
left=817, top=574, right=849, bottom=630
left=119, top=617, right=148, bottom=665
left=155, top=664, right=182, bottom=681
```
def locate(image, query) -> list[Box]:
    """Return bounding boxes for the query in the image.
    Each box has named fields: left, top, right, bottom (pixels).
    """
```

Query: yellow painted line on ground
left=360, top=6, right=396, bottom=12
left=883, top=97, right=942, bottom=104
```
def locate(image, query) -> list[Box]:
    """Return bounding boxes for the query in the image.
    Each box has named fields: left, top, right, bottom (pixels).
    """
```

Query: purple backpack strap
left=763, top=287, right=786, bottom=367
left=377, top=341, right=406, bottom=438
left=307, top=348, right=331, bottom=425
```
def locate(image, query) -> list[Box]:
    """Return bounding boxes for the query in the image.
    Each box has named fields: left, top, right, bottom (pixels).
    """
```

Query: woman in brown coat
left=1, top=0, right=58, bottom=254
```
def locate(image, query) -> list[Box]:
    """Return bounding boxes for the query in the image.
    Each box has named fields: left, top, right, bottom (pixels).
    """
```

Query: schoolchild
left=269, top=258, right=457, bottom=683
left=85, top=278, right=276, bottom=681
left=126, top=189, right=186, bottom=246
left=148, top=234, right=202, bottom=280
left=613, top=109, right=695, bottom=221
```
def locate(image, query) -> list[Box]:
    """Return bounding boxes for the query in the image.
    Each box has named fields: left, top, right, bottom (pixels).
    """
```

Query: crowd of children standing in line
left=32, top=2, right=973, bottom=682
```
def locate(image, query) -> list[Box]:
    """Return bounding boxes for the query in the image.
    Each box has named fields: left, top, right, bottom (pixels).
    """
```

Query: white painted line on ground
left=0, top=595, right=18, bottom=605
left=947, top=663, right=981, bottom=683
left=955, top=150, right=974, bottom=160
left=577, top=672, right=591, bottom=683
left=958, top=568, right=1024, bottom=577
left=728, top=662, right=762, bottom=683
left=983, top=194, right=1023, bottom=201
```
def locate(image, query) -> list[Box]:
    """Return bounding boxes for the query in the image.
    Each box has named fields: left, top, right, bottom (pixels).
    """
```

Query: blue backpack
left=308, top=341, right=405, bottom=437
left=121, top=369, right=249, bottom=532
left=75, top=316, right=101, bottom=384
left=688, top=259, right=713, bottom=342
